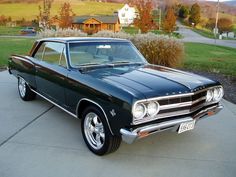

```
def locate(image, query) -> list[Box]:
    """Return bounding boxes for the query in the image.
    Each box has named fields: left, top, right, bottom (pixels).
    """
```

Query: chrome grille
left=133, top=89, right=208, bottom=125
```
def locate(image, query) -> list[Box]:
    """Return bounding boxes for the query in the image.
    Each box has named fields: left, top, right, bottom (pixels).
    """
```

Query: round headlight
left=133, top=103, right=146, bottom=120
left=147, top=101, right=160, bottom=117
left=213, top=87, right=223, bottom=101
left=206, top=89, right=214, bottom=102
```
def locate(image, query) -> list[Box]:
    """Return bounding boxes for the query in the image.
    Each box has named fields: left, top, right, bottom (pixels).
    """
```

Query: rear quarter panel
left=9, top=55, right=36, bottom=88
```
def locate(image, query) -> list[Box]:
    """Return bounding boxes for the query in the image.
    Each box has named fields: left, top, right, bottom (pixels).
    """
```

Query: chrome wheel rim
left=18, top=78, right=26, bottom=98
left=84, top=112, right=105, bottom=150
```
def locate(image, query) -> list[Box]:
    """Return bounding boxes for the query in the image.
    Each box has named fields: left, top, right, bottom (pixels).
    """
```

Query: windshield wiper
left=76, top=63, right=101, bottom=67
left=110, top=61, right=145, bottom=66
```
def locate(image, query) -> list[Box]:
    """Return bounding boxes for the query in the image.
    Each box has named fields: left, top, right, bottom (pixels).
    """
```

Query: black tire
left=18, top=77, right=36, bottom=101
left=81, top=105, right=121, bottom=155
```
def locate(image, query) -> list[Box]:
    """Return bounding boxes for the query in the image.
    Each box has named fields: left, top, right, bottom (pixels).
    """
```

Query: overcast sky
left=205, top=0, right=235, bottom=1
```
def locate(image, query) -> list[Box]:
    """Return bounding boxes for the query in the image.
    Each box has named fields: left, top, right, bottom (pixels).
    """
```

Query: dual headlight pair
left=132, top=86, right=224, bottom=123
left=206, top=86, right=224, bottom=103
left=132, top=101, right=160, bottom=121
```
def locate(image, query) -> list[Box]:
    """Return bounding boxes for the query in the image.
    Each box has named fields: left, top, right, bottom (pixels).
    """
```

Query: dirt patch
left=186, top=70, right=236, bottom=105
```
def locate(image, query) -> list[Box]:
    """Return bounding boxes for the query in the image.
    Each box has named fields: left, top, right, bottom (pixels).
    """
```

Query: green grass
left=0, top=37, right=35, bottom=68
left=151, top=30, right=183, bottom=39
left=192, top=28, right=216, bottom=39
left=183, top=43, right=236, bottom=76
left=122, top=26, right=139, bottom=34
left=0, top=1, right=123, bottom=20
left=0, top=26, right=22, bottom=35
left=122, top=27, right=183, bottom=38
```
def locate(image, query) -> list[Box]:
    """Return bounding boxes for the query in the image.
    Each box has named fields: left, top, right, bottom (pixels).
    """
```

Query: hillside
left=0, top=1, right=123, bottom=20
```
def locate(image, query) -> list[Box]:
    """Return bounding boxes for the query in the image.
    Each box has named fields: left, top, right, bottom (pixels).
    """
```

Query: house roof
left=73, top=15, right=119, bottom=24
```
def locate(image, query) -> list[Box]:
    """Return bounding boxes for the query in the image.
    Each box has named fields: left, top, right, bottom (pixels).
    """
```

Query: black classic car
left=8, top=37, right=224, bottom=155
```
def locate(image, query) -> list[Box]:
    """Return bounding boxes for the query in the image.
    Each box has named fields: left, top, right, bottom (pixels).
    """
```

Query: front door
left=33, top=41, right=68, bottom=106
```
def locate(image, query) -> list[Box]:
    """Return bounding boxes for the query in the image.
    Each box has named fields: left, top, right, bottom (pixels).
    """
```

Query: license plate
left=178, top=120, right=196, bottom=134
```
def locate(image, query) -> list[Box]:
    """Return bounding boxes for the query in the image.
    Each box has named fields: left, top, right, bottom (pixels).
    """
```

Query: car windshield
left=68, top=41, right=147, bottom=67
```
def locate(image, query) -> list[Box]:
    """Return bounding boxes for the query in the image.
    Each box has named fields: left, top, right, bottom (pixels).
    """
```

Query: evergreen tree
left=179, top=5, right=189, bottom=19
left=189, top=3, right=201, bottom=26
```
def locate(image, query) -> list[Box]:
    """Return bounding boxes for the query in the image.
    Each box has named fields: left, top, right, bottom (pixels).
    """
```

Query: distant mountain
left=224, top=0, right=236, bottom=7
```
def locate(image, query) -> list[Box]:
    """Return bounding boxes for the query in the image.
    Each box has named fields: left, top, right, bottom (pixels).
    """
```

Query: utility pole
left=159, top=7, right=161, bottom=31
left=214, top=0, right=220, bottom=43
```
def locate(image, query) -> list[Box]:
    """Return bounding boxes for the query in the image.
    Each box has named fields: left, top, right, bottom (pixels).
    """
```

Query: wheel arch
left=76, top=98, right=114, bottom=135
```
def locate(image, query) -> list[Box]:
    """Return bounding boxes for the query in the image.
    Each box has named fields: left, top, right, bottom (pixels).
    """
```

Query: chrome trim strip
left=30, top=89, right=77, bottom=118
left=159, top=96, right=206, bottom=110
left=76, top=98, right=114, bottom=135
left=133, top=109, right=190, bottom=125
left=13, top=56, right=34, bottom=65
left=160, top=101, right=192, bottom=110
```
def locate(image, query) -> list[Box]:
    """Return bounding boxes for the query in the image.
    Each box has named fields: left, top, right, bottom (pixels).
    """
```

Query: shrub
left=92, top=30, right=132, bottom=40
left=131, top=33, right=184, bottom=67
left=38, top=28, right=87, bottom=37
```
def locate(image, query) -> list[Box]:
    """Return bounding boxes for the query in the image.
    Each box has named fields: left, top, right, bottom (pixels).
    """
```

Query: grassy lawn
left=123, top=27, right=183, bottom=38
left=192, top=27, right=236, bottom=40
left=183, top=43, right=236, bottom=76
left=122, top=26, right=139, bottom=34
left=0, top=37, right=35, bottom=68
left=0, top=1, right=123, bottom=21
left=0, top=26, right=22, bottom=36
left=192, top=28, right=217, bottom=39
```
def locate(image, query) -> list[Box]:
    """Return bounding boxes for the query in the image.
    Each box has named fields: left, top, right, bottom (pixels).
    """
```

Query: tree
left=218, top=18, right=233, bottom=36
left=206, top=18, right=216, bottom=30
left=38, top=0, right=53, bottom=29
left=189, top=3, right=201, bottom=26
left=57, top=2, right=75, bottom=29
left=179, top=5, right=189, bottom=19
left=132, top=0, right=155, bottom=33
left=163, top=7, right=176, bottom=33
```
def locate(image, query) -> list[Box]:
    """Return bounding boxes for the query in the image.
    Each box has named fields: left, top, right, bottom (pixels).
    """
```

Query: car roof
left=37, top=37, right=129, bottom=43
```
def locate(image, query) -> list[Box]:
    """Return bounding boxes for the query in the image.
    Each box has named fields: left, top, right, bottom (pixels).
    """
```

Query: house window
left=108, top=24, right=113, bottom=30
left=122, top=13, right=125, bottom=17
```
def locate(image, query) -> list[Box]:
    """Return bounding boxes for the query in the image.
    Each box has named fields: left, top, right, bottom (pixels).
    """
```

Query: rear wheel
left=81, top=106, right=121, bottom=155
left=18, top=77, right=36, bottom=101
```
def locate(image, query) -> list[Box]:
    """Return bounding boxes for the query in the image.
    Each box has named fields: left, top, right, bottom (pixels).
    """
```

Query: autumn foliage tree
left=58, top=2, right=75, bottom=29
left=132, top=0, right=154, bottom=33
left=189, top=3, right=201, bottom=26
left=218, top=18, right=233, bottom=35
left=163, top=8, right=176, bottom=33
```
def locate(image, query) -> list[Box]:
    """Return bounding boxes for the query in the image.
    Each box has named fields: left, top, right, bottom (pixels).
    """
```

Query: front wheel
left=81, top=106, right=121, bottom=155
left=18, top=77, right=36, bottom=101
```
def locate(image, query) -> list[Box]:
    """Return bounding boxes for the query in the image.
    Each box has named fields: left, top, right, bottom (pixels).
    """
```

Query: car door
left=33, top=41, right=68, bottom=106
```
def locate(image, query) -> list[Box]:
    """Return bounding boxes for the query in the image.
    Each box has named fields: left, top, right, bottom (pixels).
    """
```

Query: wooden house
left=72, top=15, right=120, bottom=34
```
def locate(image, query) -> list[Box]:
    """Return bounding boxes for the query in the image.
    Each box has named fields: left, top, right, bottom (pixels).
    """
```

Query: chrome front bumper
left=120, top=104, right=223, bottom=144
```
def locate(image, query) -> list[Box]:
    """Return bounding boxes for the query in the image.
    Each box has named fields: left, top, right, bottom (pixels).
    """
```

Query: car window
left=34, top=42, right=67, bottom=68
left=69, top=42, right=146, bottom=67
left=34, top=43, right=46, bottom=60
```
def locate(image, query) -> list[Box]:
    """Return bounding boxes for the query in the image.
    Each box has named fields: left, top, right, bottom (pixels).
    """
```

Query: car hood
left=85, top=64, right=219, bottom=99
